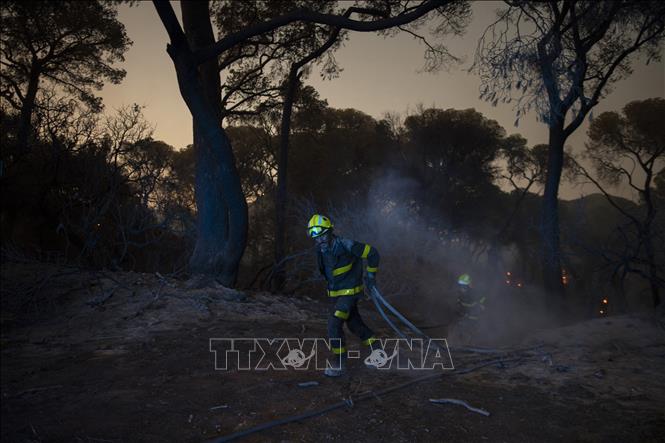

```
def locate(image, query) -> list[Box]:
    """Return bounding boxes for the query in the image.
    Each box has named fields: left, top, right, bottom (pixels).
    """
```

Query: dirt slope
left=2, top=262, right=664, bottom=442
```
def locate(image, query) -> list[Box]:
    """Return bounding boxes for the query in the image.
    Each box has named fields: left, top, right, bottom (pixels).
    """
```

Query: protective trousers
left=327, top=294, right=376, bottom=355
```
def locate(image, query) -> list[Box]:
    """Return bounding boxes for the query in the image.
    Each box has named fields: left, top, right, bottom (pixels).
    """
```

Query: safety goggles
left=308, top=226, right=329, bottom=238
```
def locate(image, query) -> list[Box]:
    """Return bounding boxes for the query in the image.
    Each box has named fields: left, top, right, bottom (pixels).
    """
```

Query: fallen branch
left=13, top=384, right=63, bottom=397
left=87, top=288, right=116, bottom=307
left=154, top=272, right=178, bottom=288
left=19, top=269, right=81, bottom=309
left=96, top=271, right=133, bottom=290
left=429, top=398, right=490, bottom=416
left=204, top=357, right=525, bottom=443
left=124, top=282, right=166, bottom=319
left=452, top=343, right=547, bottom=355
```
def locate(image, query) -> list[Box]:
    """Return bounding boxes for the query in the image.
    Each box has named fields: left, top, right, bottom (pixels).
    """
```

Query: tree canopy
left=473, top=0, right=665, bottom=298
left=1, top=0, right=131, bottom=111
left=1, top=0, right=131, bottom=156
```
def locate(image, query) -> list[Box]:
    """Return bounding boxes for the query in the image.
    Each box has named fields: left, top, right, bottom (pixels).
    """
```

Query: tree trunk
left=642, top=217, right=661, bottom=308
left=614, top=265, right=629, bottom=314
left=641, top=169, right=661, bottom=308
left=542, top=120, right=566, bottom=299
left=17, top=62, right=41, bottom=150
left=180, top=1, right=248, bottom=286
left=488, top=181, right=534, bottom=273
left=272, top=67, right=298, bottom=293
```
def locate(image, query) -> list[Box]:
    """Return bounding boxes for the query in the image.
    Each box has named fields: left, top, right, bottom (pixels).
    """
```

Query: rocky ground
left=2, top=262, right=664, bottom=442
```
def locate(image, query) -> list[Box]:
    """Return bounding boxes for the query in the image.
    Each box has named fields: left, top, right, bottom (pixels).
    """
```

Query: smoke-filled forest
left=1, top=1, right=664, bottom=442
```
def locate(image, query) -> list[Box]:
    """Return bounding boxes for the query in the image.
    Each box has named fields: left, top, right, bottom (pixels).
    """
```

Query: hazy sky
left=100, top=1, right=664, bottom=200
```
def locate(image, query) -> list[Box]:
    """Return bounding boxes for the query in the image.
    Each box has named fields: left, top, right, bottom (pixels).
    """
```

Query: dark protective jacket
left=457, top=287, right=486, bottom=321
left=317, top=235, right=380, bottom=297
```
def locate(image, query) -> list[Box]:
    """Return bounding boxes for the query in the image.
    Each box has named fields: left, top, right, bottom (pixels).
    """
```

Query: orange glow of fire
left=602, top=299, right=608, bottom=304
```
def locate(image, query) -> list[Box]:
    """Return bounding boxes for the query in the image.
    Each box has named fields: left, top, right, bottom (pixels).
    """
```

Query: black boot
left=324, top=353, right=347, bottom=377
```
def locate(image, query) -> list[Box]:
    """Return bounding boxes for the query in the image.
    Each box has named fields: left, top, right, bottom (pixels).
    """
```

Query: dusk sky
left=100, top=1, right=665, bottom=200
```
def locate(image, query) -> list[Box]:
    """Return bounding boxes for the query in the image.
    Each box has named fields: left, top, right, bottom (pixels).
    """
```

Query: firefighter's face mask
left=308, top=226, right=326, bottom=238
left=311, top=230, right=330, bottom=247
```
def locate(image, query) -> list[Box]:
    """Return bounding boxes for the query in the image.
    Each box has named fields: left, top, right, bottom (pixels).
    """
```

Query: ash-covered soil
left=2, top=262, right=664, bottom=442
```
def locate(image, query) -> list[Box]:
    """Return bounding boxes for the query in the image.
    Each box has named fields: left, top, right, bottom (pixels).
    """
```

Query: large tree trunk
left=644, top=232, right=661, bottom=308
left=17, top=62, right=41, bottom=150
left=542, top=120, right=566, bottom=299
left=488, top=181, right=534, bottom=273
left=179, top=1, right=248, bottom=286
left=272, top=67, right=298, bottom=293
left=642, top=178, right=661, bottom=307
left=614, top=265, right=629, bottom=314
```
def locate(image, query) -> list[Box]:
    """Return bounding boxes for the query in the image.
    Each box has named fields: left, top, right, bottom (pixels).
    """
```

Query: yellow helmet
left=307, top=214, right=333, bottom=238
left=457, top=274, right=472, bottom=286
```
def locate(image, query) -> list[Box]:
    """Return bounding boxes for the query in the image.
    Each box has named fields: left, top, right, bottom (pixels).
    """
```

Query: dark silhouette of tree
left=0, top=95, right=192, bottom=272
left=0, top=0, right=131, bottom=152
left=205, top=3, right=355, bottom=275
left=272, top=4, right=347, bottom=292
left=271, top=3, right=469, bottom=291
left=288, top=106, right=392, bottom=203
left=474, top=0, right=665, bottom=298
left=573, top=98, right=665, bottom=308
left=501, top=141, right=547, bottom=199
left=486, top=137, right=544, bottom=270
left=152, top=0, right=470, bottom=286
left=226, top=125, right=277, bottom=201
left=166, top=143, right=196, bottom=207
left=402, top=107, right=506, bottom=231
left=212, top=1, right=340, bottom=122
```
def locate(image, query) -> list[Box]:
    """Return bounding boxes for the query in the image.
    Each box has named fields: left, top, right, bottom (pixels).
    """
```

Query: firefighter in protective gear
left=307, top=214, right=380, bottom=377
left=456, top=273, right=485, bottom=322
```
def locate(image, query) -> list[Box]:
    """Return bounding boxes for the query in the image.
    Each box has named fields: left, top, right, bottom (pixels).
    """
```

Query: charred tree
left=474, top=0, right=665, bottom=298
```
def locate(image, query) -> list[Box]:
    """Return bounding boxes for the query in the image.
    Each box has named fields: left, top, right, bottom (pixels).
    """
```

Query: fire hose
left=204, top=285, right=546, bottom=442
left=204, top=356, right=522, bottom=443
left=371, top=286, right=545, bottom=355
left=370, top=285, right=449, bottom=353
left=369, top=286, right=409, bottom=340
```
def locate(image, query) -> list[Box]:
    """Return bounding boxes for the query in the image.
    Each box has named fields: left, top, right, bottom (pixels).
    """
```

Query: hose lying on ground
left=371, top=286, right=547, bottom=357
left=454, top=343, right=547, bottom=355
left=205, top=287, right=540, bottom=442
left=204, top=356, right=524, bottom=443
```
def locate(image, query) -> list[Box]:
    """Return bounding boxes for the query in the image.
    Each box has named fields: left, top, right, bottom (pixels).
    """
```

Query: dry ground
left=2, top=262, right=664, bottom=442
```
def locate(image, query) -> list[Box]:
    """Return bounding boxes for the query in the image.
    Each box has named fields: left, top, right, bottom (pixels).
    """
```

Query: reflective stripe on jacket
left=457, top=291, right=486, bottom=320
left=317, top=236, right=379, bottom=297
